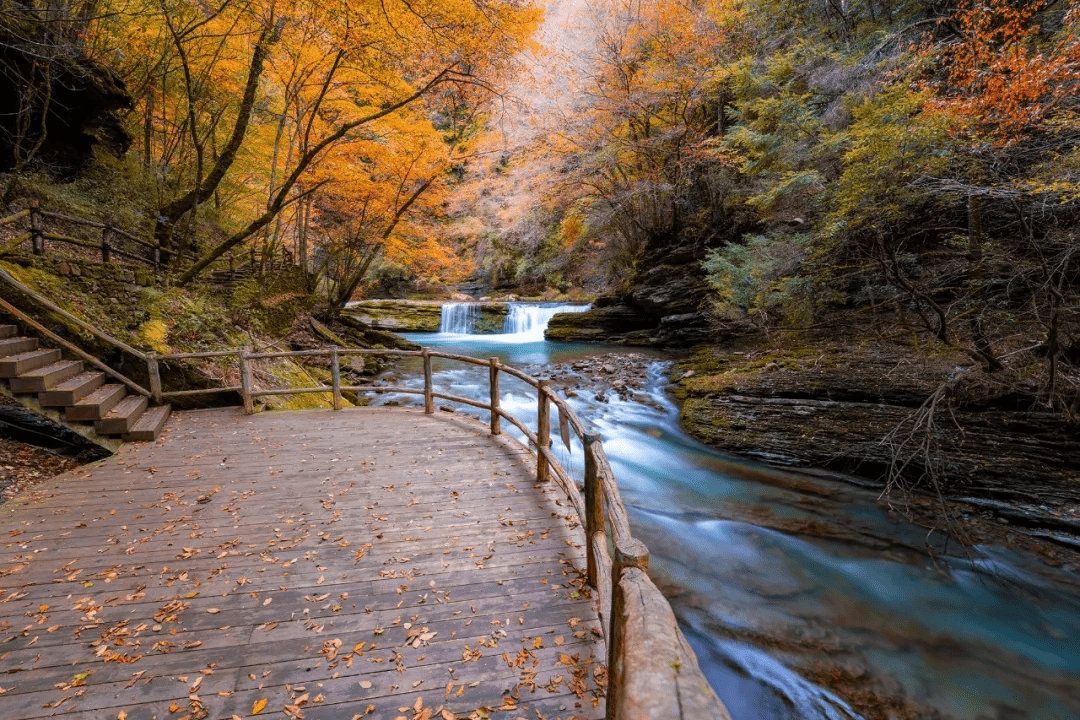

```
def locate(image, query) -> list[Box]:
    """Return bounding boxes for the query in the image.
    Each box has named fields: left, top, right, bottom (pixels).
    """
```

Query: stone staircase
left=0, top=324, right=170, bottom=442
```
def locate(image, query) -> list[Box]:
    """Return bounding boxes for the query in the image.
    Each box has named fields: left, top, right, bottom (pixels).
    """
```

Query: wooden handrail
left=152, top=343, right=727, bottom=719
left=0, top=209, right=30, bottom=227
left=0, top=203, right=200, bottom=270
left=0, top=266, right=153, bottom=399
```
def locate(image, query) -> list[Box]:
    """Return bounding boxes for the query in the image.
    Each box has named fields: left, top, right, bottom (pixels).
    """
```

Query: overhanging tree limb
left=329, top=172, right=440, bottom=309
left=176, top=65, right=460, bottom=285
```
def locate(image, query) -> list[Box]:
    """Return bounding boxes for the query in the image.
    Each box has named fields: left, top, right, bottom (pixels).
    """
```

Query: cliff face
left=0, top=12, right=132, bottom=177
left=547, top=236, right=728, bottom=348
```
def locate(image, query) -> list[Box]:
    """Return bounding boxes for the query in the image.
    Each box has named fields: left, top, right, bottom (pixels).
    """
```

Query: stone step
left=0, top=337, right=37, bottom=356
left=122, top=405, right=171, bottom=442
left=95, top=395, right=148, bottom=435
left=9, top=360, right=83, bottom=394
left=66, top=384, right=127, bottom=422
left=39, top=371, right=106, bottom=407
left=0, top=325, right=16, bottom=339
left=0, top=348, right=61, bottom=378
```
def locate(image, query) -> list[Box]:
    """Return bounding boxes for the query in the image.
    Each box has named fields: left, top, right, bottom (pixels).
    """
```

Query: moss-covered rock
left=345, top=300, right=443, bottom=332
left=470, top=304, right=510, bottom=334
left=332, top=315, right=421, bottom=351
left=344, top=300, right=510, bottom=334
left=544, top=304, right=657, bottom=344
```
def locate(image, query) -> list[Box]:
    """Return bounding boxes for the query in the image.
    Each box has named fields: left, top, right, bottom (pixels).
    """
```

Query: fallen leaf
left=252, top=697, right=268, bottom=714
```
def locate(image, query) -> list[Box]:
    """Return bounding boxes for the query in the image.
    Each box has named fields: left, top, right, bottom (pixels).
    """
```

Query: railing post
left=101, top=225, right=111, bottom=263
left=29, top=201, right=43, bottom=256
left=147, top=352, right=163, bottom=405
left=329, top=345, right=342, bottom=410
left=488, top=356, right=500, bottom=435
left=422, top=347, right=434, bottom=414
left=607, top=536, right=650, bottom=720
left=239, top=347, right=254, bottom=414
left=536, top=379, right=551, bottom=483
left=583, top=434, right=604, bottom=587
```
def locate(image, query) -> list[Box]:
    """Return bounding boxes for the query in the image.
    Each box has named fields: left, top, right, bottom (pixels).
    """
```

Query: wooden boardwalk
left=0, top=407, right=607, bottom=720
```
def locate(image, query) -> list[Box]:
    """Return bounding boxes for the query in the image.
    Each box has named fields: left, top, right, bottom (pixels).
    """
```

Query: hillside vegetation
left=1, top=0, right=1077, bottom=499
left=495, top=0, right=1079, bottom=410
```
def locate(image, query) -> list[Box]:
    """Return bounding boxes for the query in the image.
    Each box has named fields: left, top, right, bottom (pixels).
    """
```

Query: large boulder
left=344, top=300, right=443, bottom=332
left=545, top=303, right=658, bottom=344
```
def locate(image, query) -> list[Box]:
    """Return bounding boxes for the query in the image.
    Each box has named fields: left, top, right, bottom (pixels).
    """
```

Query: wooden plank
left=0, top=407, right=605, bottom=720
left=0, top=336, right=36, bottom=355
left=38, top=371, right=105, bottom=407
left=65, top=384, right=126, bottom=421
left=94, top=394, right=147, bottom=434
left=0, top=348, right=60, bottom=377
left=9, top=359, right=82, bottom=393
left=122, top=405, right=171, bottom=441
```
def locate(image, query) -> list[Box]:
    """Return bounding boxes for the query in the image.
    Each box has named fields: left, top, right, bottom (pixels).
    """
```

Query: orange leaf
left=252, top=697, right=268, bottom=714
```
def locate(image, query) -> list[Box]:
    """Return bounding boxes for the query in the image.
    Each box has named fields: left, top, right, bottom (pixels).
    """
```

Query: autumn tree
left=170, top=0, right=538, bottom=285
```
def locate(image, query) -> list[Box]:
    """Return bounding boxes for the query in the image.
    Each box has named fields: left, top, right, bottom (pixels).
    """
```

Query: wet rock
left=343, top=300, right=442, bottom=332
left=545, top=304, right=657, bottom=342
left=677, top=345, right=1080, bottom=519
left=630, top=265, right=705, bottom=316
left=332, top=314, right=420, bottom=352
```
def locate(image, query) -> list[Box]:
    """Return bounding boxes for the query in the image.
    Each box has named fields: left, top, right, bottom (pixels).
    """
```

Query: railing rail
left=0, top=202, right=212, bottom=272
left=150, top=343, right=729, bottom=720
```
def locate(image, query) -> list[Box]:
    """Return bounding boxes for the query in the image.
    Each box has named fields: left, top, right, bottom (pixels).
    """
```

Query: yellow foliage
left=138, top=319, right=171, bottom=354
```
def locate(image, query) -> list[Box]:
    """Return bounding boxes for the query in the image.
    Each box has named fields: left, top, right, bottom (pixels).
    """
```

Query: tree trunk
left=154, top=22, right=280, bottom=258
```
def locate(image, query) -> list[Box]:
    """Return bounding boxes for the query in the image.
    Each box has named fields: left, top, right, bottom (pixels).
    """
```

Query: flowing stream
left=366, top=302, right=1080, bottom=720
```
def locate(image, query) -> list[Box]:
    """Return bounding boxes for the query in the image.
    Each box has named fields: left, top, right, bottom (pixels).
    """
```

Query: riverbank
left=541, top=348, right=1080, bottom=569
left=670, top=333, right=1080, bottom=549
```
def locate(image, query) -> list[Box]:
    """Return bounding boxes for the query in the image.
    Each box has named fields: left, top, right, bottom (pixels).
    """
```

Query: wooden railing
left=0, top=202, right=291, bottom=278
left=0, top=201, right=168, bottom=271
left=148, top=345, right=730, bottom=720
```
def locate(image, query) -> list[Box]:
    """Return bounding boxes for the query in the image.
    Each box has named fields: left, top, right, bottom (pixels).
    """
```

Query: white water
left=366, top=304, right=1080, bottom=720
left=438, top=301, right=590, bottom=341
left=503, top=302, right=590, bottom=338
left=438, top=303, right=483, bottom=333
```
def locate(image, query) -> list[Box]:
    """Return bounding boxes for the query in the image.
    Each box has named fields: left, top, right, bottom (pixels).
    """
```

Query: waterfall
left=503, top=303, right=590, bottom=335
left=439, top=301, right=590, bottom=337
left=439, top=303, right=481, bottom=333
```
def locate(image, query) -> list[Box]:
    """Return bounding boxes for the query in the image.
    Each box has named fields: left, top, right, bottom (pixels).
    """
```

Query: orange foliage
left=926, top=0, right=1080, bottom=144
